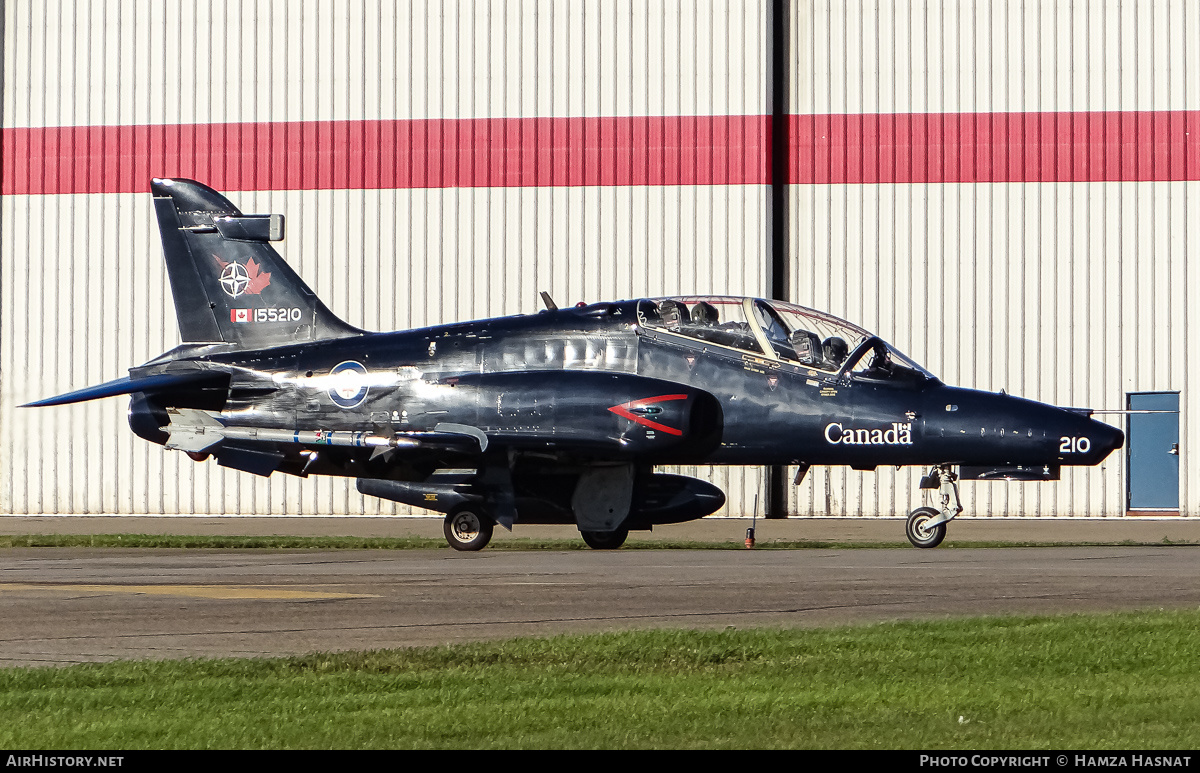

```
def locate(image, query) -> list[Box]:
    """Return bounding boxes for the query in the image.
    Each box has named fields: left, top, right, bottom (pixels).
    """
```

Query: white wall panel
left=788, top=0, right=1196, bottom=518
left=1, top=186, right=766, bottom=514
left=4, top=0, right=767, bottom=128
left=796, top=0, right=1200, bottom=114
left=2, top=0, right=771, bottom=517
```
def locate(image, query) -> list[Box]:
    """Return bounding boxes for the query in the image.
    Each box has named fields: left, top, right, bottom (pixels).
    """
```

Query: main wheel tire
left=905, top=506, right=947, bottom=549
left=580, top=528, right=629, bottom=550
left=444, top=508, right=495, bottom=551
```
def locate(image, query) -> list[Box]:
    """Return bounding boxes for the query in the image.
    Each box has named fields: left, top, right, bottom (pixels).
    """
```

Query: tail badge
left=214, top=255, right=272, bottom=298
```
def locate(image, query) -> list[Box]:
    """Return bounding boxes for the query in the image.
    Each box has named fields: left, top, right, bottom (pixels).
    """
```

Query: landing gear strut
left=905, top=465, right=962, bottom=549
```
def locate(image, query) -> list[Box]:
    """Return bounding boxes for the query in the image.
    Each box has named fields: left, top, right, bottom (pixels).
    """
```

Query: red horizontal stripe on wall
left=1, top=116, right=771, bottom=195
left=791, top=111, right=1200, bottom=184
left=5, top=112, right=1199, bottom=195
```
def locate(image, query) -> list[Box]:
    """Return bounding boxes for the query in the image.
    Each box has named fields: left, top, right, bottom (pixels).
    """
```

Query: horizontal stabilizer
left=21, top=373, right=213, bottom=408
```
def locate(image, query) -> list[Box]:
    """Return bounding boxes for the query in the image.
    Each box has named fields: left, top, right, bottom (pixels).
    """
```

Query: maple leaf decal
left=244, top=258, right=272, bottom=294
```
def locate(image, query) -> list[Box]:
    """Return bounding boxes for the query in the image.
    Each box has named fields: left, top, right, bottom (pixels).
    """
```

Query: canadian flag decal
left=230, top=309, right=250, bottom=323
left=608, top=394, right=688, bottom=436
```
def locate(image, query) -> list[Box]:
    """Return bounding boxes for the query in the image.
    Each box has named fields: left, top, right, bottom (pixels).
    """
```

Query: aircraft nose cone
left=1101, top=421, right=1125, bottom=453
left=1083, top=416, right=1124, bottom=462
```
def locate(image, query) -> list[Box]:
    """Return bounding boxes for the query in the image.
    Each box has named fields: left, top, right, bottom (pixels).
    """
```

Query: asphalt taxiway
left=1, top=516, right=1198, bottom=667
left=5, top=514, right=1200, bottom=544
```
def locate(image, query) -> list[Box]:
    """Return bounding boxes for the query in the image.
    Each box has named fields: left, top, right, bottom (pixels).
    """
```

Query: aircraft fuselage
left=129, top=298, right=1121, bottom=476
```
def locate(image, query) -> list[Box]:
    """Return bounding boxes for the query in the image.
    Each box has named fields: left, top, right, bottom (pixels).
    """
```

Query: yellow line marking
left=0, top=583, right=378, bottom=600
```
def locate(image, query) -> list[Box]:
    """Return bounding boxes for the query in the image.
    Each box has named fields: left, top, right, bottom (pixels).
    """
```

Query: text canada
left=825, top=421, right=914, bottom=446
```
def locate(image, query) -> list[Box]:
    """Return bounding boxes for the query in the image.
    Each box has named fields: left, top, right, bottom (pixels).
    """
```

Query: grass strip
left=2, top=611, right=1200, bottom=749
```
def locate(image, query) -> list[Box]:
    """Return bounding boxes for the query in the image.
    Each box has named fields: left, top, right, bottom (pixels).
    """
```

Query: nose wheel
left=905, top=465, right=962, bottom=548
left=905, top=507, right=947, bottom=548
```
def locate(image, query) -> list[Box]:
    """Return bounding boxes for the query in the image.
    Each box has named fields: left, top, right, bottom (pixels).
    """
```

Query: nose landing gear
left=906, top=465, right=962, bottom=548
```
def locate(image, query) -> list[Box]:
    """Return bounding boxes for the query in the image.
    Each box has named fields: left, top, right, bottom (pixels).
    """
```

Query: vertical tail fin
left=151, top=178, right=362, bottom=348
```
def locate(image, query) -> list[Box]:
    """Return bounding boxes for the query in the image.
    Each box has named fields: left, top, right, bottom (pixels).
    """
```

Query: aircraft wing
left=155, top=370, right=723, bottom=476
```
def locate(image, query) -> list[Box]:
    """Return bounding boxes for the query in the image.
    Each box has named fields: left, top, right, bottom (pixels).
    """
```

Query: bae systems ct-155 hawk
left=27, top=179, right=1124, bottom=550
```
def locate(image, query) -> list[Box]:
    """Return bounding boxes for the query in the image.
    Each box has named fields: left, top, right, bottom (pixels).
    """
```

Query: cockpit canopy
left=637, top=296, right=935, bottom=384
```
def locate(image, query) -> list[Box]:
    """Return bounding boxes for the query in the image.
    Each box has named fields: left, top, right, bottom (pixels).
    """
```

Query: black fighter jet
left=27, top=179, right=1124, bottom=550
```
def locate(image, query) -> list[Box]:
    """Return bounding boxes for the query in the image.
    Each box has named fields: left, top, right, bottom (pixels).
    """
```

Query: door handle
left=1169, top=443, right=1179, bottom=456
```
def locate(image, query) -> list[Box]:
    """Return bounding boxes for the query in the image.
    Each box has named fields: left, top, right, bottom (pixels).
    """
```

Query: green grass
left=3, top=611, right=1200, bottom=748
left=1, top=533, right=1194, bottom=550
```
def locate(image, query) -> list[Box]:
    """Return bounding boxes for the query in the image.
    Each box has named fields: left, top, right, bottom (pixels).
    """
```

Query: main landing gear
left=580, top=528, right=629, bottom=550
left=444, top=507, right=495, bottom=551
left=442, top=506, right=631, bottom=551
left=905, top=465, right=962, bottom=549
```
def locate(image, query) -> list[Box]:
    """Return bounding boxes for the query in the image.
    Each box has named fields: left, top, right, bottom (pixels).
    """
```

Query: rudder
left=151, top=177, right=362, bottom=348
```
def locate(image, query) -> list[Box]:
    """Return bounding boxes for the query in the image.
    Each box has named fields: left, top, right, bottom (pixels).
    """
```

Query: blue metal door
left=1127, top=392, right=1180, bottom=510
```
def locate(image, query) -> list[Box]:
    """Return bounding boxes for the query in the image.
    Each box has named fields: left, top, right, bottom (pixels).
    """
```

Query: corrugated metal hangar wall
left=1, top=1, right=1196, bottom=519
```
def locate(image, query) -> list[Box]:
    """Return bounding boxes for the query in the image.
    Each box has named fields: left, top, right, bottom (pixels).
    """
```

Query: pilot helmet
left=823, top=336, right=849, bottom=364
left=659, top=300, right=687, bottom=329
left=690, top=301, right=718, bottom=325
